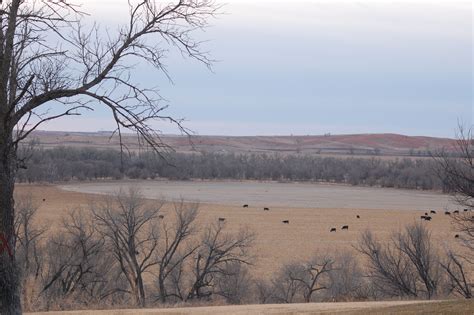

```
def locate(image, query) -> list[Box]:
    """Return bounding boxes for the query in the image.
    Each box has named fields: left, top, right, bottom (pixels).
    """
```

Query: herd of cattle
left=215, top=205, right=472, bottom=238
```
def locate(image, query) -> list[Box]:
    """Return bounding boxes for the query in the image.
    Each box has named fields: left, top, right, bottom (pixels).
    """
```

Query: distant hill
left=25, top=130, right=456, bottom=157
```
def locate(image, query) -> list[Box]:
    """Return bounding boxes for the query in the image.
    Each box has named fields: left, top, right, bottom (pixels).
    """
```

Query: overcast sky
left=41, top=0, right=472, bottom=137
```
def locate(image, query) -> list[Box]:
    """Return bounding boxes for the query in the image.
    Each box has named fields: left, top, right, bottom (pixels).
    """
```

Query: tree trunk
left=0, top=134, right=22, bottom=314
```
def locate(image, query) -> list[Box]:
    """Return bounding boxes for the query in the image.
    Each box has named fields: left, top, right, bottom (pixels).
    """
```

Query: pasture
left=18, top=180, right=463, bottom=280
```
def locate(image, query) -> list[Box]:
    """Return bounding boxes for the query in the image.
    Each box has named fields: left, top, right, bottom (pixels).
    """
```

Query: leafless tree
left=214, top=262, right=253, bottom=304
left=356, top=223, right=441, bottom=299
left=155, top=201, right=199, bottom=303
left=39, top=210, right=117, bottom=309
left=327, top=252, right=365, bottom=301
left=268, top=255, right=335, bottom=303
left=13, top=193, right=45, bottom=310
left=433, top=125, right=473, bottom=209
left=395, top=223, right=440, bottom=299
left=356, top=230, right=419, bottom=298
left=270, top=263, right=305, bottom=303
left=92, top=189, right=164, bottom=307
left=440, top=249, right=472, bottom=299
left=186, top=223, right=254, bottom=301
left=0, top=0, right=220, bottom=312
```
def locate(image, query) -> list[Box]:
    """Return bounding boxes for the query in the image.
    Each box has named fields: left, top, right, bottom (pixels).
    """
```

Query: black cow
left=356, top=215, right=360, bottom=219
left=455, top=234, right=460, bottom=239
left=424, top=212, right=428, bottom=216
left=445, top=211, right=451, bottom=215
left=330, top=228, right=336, bottom=232
left=430, top=210, right=436, bottom=214
left=218, top=217, right=226, bottom=222
left=464, top=209, right=469, bottom=212
left=453, top=210, right=459, bottom=214
left=424, top=216, right=432, bottom=221
left=282, top=220, right=289, bottom=224
left=421, top=215, right=427, bottom=220
left=264, top=207, right=270, bottom=211
left=158, top=215, right=164, bottom=219
left=42, top=198, right=46, bottom=202
left=342, top=225, right=349, bottom=230
left=243, top=204, right=249, bottom=208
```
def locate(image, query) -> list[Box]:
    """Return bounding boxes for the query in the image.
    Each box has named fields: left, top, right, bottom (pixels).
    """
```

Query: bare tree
left=356, top=223, right=441, bottom=299
left=155, top=201, right=199, bottom=303
left=13, top=193, right=45, bottom=310
left=270, top=263, right=305, bottom=303
left=440, top=249, right=472, bottom=299
left=214, top=262, right=253, bottom=304
left=92, top=189, right=164, bottom=307
left=186, top=223, right=254, bottom=301
left=40, top=210, right=114, bottom=309
left=433, top=125, right=473, bottom=209
left=0, top=0, right=219, bottom=312
left=327, top=253, right=365, bottom=302
left=356, top=230, right=419, bottom=298
left=395, top=223, right=440, bottom=299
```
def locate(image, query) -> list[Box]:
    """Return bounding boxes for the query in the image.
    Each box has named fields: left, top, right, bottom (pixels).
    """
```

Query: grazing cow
left=430, top=210, right=436, bottom=214
left=282, top=220, right=289, bottom=224
left=424, top=216, right=432, bottom=221
left=42, top=198, right=46, bottom=202
left=356, top=215, right=360, bottom=219
left=421, top=215, right=427, bottom=220
left=158, top=215, right=164, bottom=219
left=453, top=210, right=459, bottom=214
left=218, top=217, right=226, bottom=222
left=264, top=207, right=270, bottom=211
left=455, top=234, right=460, bottom=239
left=342, top=225, right=349, bottom=230
left=243, top=204, right=249, bottom=208
left=330, top=228, right=336, bottom=232
left=445, top=211, right=451, bottom=215
left=464, top=209, right=469, bottom=212
left=424, top=212, right=428, bottom=216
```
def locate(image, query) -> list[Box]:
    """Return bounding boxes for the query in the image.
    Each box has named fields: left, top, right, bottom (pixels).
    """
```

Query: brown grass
left=16, top=182, right=464, bottom=280
left=25, top=300, right=473, bottom=315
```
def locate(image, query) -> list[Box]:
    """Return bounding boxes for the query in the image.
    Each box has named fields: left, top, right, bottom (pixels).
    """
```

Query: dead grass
left=26, top=300, right=470, bottom=315
left=15, top=182, right=464, bottom=280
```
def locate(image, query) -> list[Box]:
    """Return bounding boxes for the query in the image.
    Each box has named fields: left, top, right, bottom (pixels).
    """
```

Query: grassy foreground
left=26, top=299, right=474, bottom=315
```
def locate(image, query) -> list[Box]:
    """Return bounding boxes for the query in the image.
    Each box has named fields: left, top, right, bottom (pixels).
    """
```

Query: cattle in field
left=421, top=215, right=427, bottom=220
left=424, top=216, right=432, bottom=221
left=424, top=212, right=428, bottom=216
left=342, top=225, right=349, bottom=230
left=42, top=198, right=46, bottom=202
left=430, top=210, right=436, bottom=214
left=464, top=209, right=469, bottom=212
left=282, top=220, right=289, bottom=224
left=264, top=207, right=270, bottom=211
left=218, top=217, right=226, bottom=222
left=356, top=215, right=360, bottom=219
left=243, top=204, right=249, bottom=208
left=453, top=210, right=459, bottom=214
left=158, top=215, right=164, bottom=219
left=330, top=228, right=336, bottom=232
left=454, top=234, right=460, bottom=239
left=445, top=211, right=451, bottom=215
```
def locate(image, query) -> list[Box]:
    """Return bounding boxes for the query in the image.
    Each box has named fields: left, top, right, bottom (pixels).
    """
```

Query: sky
left=40, top=0, right=472, bottom=137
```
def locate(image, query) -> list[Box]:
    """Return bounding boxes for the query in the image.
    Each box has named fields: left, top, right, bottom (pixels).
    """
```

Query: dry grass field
left=17, top=180, right=464, bottom=280
left=25, top=300, right=474, bottom=315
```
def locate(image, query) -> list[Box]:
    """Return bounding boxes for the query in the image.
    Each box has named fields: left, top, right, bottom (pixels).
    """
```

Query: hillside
left=26, top=130, right=456, bottom=157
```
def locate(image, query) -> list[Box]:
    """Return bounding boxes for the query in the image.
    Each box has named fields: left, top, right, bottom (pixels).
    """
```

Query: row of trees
left=14, top=189, right=473, bottom=311
left=15, top=189, right=254, bottom=310
left=17, top=146, right=443, bottom=191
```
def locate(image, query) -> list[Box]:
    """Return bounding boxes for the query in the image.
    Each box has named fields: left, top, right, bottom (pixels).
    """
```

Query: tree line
left=15, top=190, right=473, bottom=312
left=17, top=146, right=444, bottom=191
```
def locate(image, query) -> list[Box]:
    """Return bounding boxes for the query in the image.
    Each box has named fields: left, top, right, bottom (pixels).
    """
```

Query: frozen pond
left=59, top=180, right=457, bottom=211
